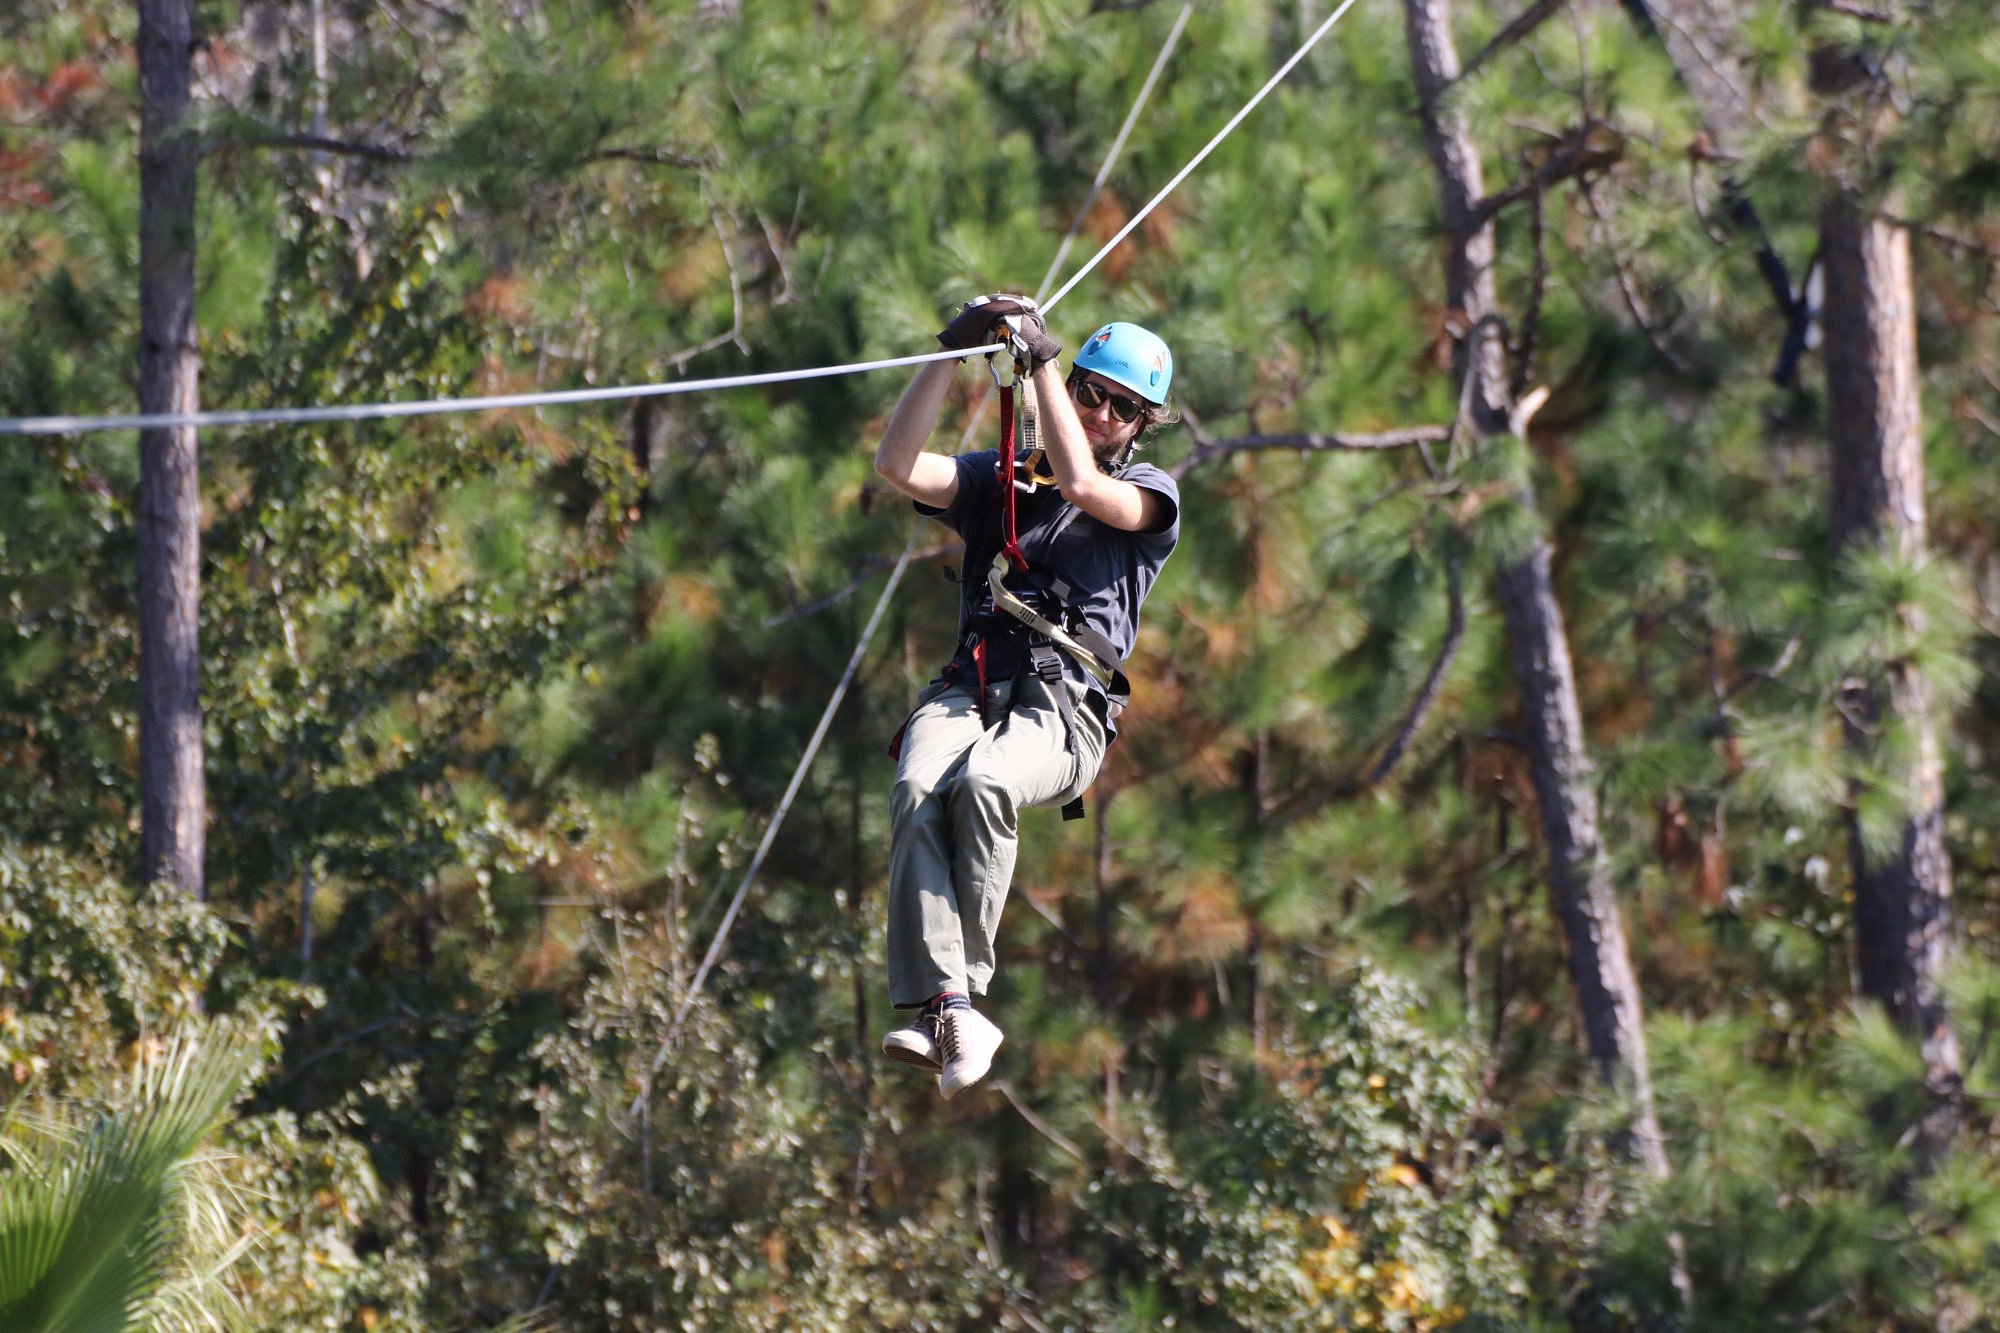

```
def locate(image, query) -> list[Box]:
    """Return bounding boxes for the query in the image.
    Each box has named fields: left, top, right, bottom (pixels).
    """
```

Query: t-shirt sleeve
left=913, top=449, right=1000, bottom=534
left=1124, top=463, right=1181, bottom=550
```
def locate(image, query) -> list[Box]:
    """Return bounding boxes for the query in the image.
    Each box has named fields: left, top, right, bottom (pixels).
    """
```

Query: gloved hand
left=937, top=294, right=1062, bottom=370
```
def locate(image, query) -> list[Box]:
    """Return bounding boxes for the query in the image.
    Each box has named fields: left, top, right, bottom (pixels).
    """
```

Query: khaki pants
left=886, top=671, right=1107, bottom=1008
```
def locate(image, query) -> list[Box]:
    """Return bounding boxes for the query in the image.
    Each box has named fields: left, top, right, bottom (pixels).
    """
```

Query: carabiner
left=987, top=343, right=1017, bottom=391
left=987, top=313, right=1034, bottom=388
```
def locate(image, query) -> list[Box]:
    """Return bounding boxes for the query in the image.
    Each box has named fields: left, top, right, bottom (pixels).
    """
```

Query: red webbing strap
left=996, top=379, right=1030, bottom=572
left=972, top=636, right=989, bottom=721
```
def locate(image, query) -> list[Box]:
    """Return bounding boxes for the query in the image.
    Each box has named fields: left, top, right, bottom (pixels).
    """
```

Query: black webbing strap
left=1030, top=644, right=1088, bottom=822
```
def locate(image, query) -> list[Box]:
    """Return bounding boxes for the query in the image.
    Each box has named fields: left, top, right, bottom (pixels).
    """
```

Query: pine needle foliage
left=6, top=0, right=2000, bottom=1325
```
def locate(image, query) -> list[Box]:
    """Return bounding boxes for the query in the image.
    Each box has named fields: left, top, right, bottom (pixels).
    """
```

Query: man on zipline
left=872, top=295, right=1180, bottom=1098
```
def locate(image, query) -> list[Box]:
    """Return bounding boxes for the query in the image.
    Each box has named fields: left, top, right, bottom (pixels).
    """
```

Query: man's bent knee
left=891, top=774, right=943, bottom=821
left=948, top=764, right=1019, bottom=824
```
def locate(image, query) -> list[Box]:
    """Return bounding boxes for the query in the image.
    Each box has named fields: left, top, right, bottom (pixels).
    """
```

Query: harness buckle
left=1018, top=446, right=1059, bottom=490
left=986, top=344, right=1018, bottom=391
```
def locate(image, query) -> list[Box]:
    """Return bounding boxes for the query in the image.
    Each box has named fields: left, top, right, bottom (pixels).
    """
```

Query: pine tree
left=1816, top=38, right=1963, bottom=1117
left=1402, top=0, right=1673, bottom=1184
left=136, top=0, right=204, bottom=896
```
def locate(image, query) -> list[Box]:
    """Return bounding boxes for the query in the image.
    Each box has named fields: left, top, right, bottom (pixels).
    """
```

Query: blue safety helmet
left=1073, top=321, right=1173, bottom=406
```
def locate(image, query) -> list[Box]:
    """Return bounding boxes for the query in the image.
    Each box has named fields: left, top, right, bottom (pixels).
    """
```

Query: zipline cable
left=1039, top=0, right=1361, bottom=316
left=646, top=528, right=918, bottom=1081
left=1, top=0, right=1356, bottom=437
left=1031, top=2, right=1194, bottom=305
left=0, top=344, right=1006, bottom=437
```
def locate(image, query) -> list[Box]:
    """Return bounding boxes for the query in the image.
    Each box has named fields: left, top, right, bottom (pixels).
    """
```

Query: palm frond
left=0, top=1028, right=260, bottom=1333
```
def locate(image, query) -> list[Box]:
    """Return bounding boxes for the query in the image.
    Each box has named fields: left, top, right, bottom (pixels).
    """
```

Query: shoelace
left=936, top=1010, right=962, bottom=1062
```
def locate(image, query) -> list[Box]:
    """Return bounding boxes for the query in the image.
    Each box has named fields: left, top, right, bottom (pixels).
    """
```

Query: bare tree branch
left=1578, top=176, right=1693, bottom=373
left=704, top=199, right=751, bottom=357
left=586, top=145, right=709, bottom=170
left=1620, top=0, right=1808, bottom=379
left=1363, top=552, right=1466, bottom=787
left=1170, top=425, right=1451, bottom=480
left=1512, top=185, right=1550, bottom=398
left=1808, top=0, right=1893, bottom=21
left=762, top=540, right=958, bottom=628
left=1878, top=212, right=2000, bottom=258
left=989, top=1079, right=1089, bottom=1164
left=237, top=132, right=414, bottom=162
left=1018, top=888, right=1087, bottom=952
left=233, top=134, right=706, bottom=171
left=1453, top=0, right=1571, bottom=88
left=1470, top=121, right=1623, bottom=229
left=1267, top=551, right=1466, bottom=828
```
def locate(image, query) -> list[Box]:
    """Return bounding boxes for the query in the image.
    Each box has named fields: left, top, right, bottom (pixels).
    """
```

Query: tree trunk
left=1617, top=0, right=1752, bottom=148
left=137, top=0, right=206, bottom=897
left=1821, top=198, right=1961, bottom=1095
left=1404, top=0, right=1669, bottom=1176
left=1496, top=549, right=1669, bottom=1175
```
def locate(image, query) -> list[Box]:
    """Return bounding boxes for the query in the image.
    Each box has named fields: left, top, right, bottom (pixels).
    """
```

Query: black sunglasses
left=1067, top=373, right=1147, bottom=425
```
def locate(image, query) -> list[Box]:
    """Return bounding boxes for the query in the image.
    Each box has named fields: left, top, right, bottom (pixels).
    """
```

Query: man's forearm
left=1031, top=361, right=1159, bottom=532
left=874, top=361, right=960, bottom=504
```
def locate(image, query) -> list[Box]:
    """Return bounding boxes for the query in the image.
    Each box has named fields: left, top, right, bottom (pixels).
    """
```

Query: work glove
left=937, top=294, right=1063, bottom=371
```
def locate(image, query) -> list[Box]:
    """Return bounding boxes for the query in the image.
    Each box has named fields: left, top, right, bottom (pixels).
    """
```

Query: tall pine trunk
left=1821, top=198, right=1961, bottom=1096
left=138, top=0, right=205, bottom=897
left=1404, top=0, right=1670, bottom=1177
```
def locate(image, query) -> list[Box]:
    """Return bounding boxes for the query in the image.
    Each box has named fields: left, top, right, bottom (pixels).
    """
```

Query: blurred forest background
left=4, top=0, right=2000, bottom=1328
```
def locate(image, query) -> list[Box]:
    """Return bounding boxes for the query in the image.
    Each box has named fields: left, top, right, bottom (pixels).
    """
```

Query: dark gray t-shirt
left=916, top=449, right=1180, bottom=738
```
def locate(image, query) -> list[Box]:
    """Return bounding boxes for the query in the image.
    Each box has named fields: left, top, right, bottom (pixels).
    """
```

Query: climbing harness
left=979, top=324, right=1125, bottom=696
left=953, top=326, right=1135, bottom=820
left=890, top=317, right=1135, bottom=820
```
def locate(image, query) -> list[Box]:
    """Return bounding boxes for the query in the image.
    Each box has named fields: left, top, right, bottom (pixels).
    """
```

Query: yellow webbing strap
left=986, top=553, right=1116, bottom=689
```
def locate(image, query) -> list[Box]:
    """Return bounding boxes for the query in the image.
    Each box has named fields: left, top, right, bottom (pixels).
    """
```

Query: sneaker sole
left=881, top=1034, right=942, bottom=1073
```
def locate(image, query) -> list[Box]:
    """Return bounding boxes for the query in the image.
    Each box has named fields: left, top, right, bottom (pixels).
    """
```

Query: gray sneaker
left=937, top=1007, right=1004, bottom=1100
left=881, top=1011, right=943, bottom=1072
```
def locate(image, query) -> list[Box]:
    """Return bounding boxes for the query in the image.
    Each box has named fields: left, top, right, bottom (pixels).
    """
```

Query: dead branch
left=237, top=132, right=414, bottom=162
left=1169, top=425, right=1452, bottom=480
left=235, top=134, right=706, bottom=171
left=586, top=145, right=710, bottom=170
left=1454, top=0, right=1571, bottom=89
left=1512, top=185, right=1550, bottom=397
left=1725, top=635, right=1806, bottom=698
left=1269, top=552, right=1467, bottom=828
left=762, top=540, right=958, bottom=628
left=1623, top=0, right=1807, bottom=378
left=989, top=1079, right=1089, bottom=1164
left=1878, top=212, right=2000, bottom=259
left=1363, top=552, right=1466, bottom=787
left=1019, top=888, right=1087, bottom=953
left=1808, top=0, right=1893, bottom=20
left=1578, top=175, right=1693, bottom=374
left=1470, top=121, right=1623, bottom=229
